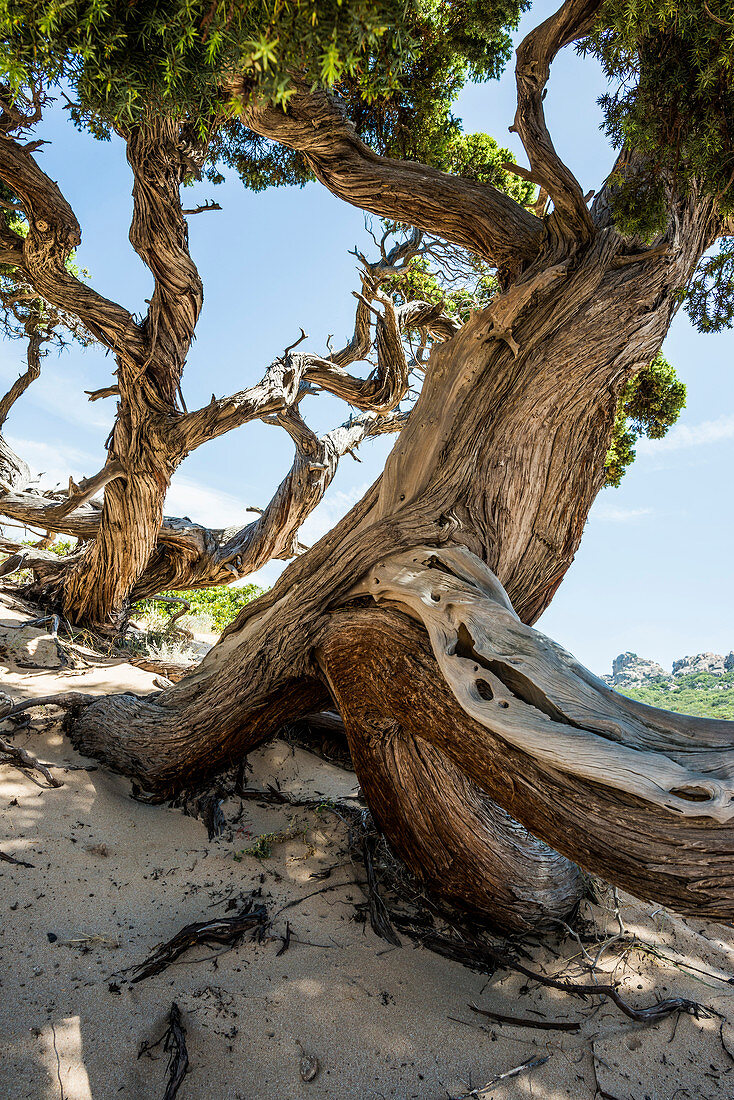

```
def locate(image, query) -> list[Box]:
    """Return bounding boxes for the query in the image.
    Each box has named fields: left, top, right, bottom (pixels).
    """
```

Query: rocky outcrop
left=672, top=652, right=734, bottom=677
left=605, top=650, right=734, bottom=686
left=606, top=652, right=668, bottom=687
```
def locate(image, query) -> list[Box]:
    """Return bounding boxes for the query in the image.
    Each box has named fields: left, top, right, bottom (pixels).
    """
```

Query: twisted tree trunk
left=66, top=192, right=734, bottom=929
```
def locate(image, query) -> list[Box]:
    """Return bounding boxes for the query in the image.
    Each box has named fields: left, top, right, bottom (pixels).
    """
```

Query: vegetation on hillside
left=619, top=671, right=734, bottom=721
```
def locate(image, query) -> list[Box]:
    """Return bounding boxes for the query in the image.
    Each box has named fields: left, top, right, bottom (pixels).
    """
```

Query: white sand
left=1, top=594, right=733, bottom=1100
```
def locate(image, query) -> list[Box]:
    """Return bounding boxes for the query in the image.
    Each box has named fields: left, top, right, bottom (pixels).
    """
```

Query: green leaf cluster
left=585, top=1, right=734, bottom=228
left=0, top=0, right=526, bottom=163
left=133, top=582, right=263, bottom=633
left=584, top=2, right=734, bottom=329
left=604, top=353, right=686, bottom=487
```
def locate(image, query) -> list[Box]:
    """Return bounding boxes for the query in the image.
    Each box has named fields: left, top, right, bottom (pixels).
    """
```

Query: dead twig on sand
left=469, top=1003, right=581, bottom=1032
left=138, top=1002, right=189, bottom=1100
left=0, top=734, right=62, bottom=787
left=129, top=894, right=269, bottom=984
left=0, top=849, right=34, bottom=867
left=394, top=925, right=706, bottom=1027
left=451, top=1055, right=550, bottom=1099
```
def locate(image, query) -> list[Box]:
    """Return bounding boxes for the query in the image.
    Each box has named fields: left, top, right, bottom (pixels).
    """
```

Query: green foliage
left=584, top=2, right=734, bottom=328
left=0, top=1, right=525, bottom=152
left=233, top=822, right=307, bottom=861
left=586, top=1, right=734, bottom=226
left=620, top=669, right=734, bottom=721
left=133, top=583, right=263, bottom=633
left=685, top=240, right=734, bottom=333
left=604, top=353, right=686, bottom=487
left=443, top=132, right=534, bottom=205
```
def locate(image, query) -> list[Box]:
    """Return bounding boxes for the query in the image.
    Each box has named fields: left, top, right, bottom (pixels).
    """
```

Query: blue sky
left=0, top=0, right=732, bottom=677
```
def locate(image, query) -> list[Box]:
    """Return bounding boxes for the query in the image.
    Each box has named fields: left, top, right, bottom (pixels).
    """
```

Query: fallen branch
left=451, top=1055, right=549, bottom=1099
left=0, top=849, right=34, bottom=867
left=469, top=934, right=705, bottom=1025
left=138, top=1002, right=189, bottom=1100
left=129, top=894, right=270, bottom=984
left=0, top=734, right=62, bottom=787
left=469, top=1003, right=580, bottom=1032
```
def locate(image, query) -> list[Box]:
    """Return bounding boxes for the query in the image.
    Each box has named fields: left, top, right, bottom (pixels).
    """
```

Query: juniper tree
left=1, top=0, right=734, bottom=932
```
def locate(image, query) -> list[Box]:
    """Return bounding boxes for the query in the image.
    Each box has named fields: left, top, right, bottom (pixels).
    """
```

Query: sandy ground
left=1, top=593, right=734, bottom=1100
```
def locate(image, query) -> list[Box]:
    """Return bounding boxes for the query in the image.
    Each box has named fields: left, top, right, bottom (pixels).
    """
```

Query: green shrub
left=133, top=584, right=263, bottom=634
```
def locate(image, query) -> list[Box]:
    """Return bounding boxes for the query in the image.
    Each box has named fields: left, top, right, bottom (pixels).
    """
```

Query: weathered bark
left=318, top=605, right=734, bottom=921
left=4, top=2, right=733, bottom=930
left=320, top=644, right=585, bottom=933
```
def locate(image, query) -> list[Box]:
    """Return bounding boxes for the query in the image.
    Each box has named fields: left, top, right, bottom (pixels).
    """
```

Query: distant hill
left=604, top=651, right=734, bottom=720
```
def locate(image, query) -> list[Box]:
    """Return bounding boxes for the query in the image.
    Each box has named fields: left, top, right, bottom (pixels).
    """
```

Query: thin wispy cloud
left=165, top=475, right=257, bottom=529
left=592, top=504, right=652, bottom=523
left=4, top=435, right=99, bottom=487
left=636, top=414, right=734, bottom=455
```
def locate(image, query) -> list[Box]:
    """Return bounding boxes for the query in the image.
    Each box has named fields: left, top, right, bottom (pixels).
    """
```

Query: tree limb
left=0, top=316, right=42, bottom=429
left=512, top=0, right=602, bottom=242
left=174, top=351, right=306, bottom=451
left=236, top=82, right=543, bottom=275
left=131, top=407, right=407, bottom=597
left=0, top=133, right=145, bottom=360
left=123, top=121, right=204, bottom=409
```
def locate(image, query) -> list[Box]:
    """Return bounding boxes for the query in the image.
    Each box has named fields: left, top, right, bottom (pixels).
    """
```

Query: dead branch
left=468, top=1003, right=581, bottom=1031
left=451, top=1057, right=550, bottom=1100
left=0, top=849, right=34, bottom=867
left=0, top=317, right=42, bottom=429
left=129, top=895, right=270, bottom=983
left=0, top=734, right=63, bottom=787
left=39, top=460, right=125, bottom=523
left=138, top=1002, right=189, bottom=1100
left=85, top=385, right=120, bottom=402
left=182, top=200, right=221, bottom=215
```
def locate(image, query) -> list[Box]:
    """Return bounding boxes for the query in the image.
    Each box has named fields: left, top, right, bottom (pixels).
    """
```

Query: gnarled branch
left=512, top=0, right=601, bottom=243
left=0, top=133, right=144, bottom=359
left=237, top=83, right=543, bottom=276
left=353, top=547, right=734, bottom=823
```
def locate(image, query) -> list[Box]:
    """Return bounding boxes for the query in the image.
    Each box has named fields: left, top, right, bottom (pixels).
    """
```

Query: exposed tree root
left=351, top=546, right=734, bottom=823
left=320, top=651, right=585, bottom=934
left=319, top=597, right=734, bottom=919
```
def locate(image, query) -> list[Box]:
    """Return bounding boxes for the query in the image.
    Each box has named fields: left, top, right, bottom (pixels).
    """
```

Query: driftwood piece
left=452, top=1056, right=550, bottom=1099
left=138, top=1002, right=189, bottom=1100
left=0, top=734, right=62, bottom=787
left=130, top=895, right=269, bottom=984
